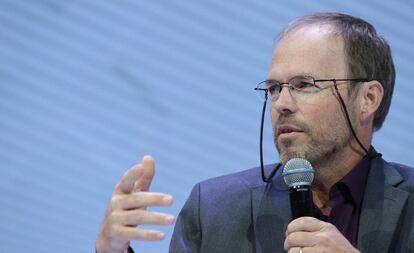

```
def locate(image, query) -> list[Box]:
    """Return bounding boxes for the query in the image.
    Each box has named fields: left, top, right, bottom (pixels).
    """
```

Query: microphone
left=282, top=158, right=315, bottom=220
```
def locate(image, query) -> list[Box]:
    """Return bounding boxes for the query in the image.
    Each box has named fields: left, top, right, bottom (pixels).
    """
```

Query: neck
left=311, top=141, right=368, bottom=207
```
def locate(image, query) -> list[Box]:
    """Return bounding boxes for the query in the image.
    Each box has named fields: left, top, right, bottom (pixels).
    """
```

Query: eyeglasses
left=254, top=76, right=371, bottom=183
left=255, top=76, right=371, bottom=101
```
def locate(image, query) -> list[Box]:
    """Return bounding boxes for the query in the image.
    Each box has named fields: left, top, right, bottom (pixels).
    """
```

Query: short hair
left=278, top=12, right=395, bottom=131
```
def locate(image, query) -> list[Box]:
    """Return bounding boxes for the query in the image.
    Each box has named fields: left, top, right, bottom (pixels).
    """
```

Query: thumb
left=134, top=155, right=155, bottom=192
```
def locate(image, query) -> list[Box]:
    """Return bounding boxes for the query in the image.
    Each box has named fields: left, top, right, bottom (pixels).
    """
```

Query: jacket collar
left=357, top=150, right=406, bottom=252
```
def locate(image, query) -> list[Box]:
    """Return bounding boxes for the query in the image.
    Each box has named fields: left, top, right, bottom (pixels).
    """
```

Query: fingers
left=286, top=217, right=324, bottom=235
left=115, top=155, right=155, bottom=194
left=97, top=155, right=174, bottom=253
left=113, top=226, right=167, bottom=241
left=134, top=155, right=155, bottom=192
left=284, top=217, right=324, bottom=251
left=96, top=226, right=166, bottom=253
left=285, top=231, right=316, bottom=250
left=112, top=192, right=174, bottom=210
left=286, top=247, right=303, bottom=253
left=284, top=218, right=347, bottom=253
left=115, top=164, right=143, bottom=194
left=112, top=209, right=175, bottom=226
left=287, top=247, right=324, bottom=253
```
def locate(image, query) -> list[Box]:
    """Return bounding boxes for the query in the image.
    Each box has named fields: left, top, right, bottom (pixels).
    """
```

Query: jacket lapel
left=252, top=166, right=291, bottom=253
left=357, top=156, right=408, bottom=252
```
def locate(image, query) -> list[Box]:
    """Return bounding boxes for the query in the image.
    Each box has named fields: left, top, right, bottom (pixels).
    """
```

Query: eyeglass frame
left=254, top=77, right=372, bottom=183
left=255, top=77, right=372, bottom=101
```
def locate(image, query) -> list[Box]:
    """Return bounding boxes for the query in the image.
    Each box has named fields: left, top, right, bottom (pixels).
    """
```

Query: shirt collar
left=335, top=155, right=371, bottom=209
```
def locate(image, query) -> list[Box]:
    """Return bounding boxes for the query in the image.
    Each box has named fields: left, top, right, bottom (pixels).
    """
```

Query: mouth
left=277, top=125, right=304, bottom=137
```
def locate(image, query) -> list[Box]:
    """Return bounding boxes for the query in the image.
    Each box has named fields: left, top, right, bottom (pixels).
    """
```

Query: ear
left=359, top=80, right=384, bottom=122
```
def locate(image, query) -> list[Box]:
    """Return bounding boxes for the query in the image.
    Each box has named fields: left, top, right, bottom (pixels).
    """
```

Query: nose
left=272, top=85, right=298, bottom=115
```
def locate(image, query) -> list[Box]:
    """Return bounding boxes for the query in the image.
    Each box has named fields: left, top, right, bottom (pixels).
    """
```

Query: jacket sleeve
left=169, top=183, right=202, bottom=253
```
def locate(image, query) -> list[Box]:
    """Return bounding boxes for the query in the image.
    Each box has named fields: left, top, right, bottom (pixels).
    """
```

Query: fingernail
left=163, top=195, right=173, bottom=203
left=165, top=215, right=175, bottom=224
left=156, top=232, right=165, bottom=240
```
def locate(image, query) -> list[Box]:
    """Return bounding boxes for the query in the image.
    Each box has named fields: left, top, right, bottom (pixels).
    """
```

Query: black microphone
left=282, top=158, right=315, bottom=220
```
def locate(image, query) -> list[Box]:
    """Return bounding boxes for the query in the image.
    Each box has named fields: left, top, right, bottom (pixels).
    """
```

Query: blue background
left=0, top=1, right=413, bottom=252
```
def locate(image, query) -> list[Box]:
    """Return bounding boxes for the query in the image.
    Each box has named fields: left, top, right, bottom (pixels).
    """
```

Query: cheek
left=303, top=104, right=344, bottom=130
left=269, top=106, right=278, bottom=122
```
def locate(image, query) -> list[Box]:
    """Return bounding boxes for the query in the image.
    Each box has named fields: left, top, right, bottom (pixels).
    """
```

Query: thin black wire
left=258, top=91, right=267, bottom=182
left=256, top=89, right=281, bottom=183
left=333, top=81, right=370, bottom=155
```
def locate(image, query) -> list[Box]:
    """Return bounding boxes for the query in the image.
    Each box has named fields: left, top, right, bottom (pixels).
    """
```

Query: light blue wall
left=0, top=1, right=413, bottom=252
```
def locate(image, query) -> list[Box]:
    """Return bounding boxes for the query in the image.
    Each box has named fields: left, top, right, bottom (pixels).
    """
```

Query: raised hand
left=96, top=155, right=175, bottom=253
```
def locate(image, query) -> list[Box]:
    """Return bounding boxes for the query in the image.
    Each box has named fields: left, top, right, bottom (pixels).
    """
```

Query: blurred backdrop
left=0, top=0, right=413, bottom=252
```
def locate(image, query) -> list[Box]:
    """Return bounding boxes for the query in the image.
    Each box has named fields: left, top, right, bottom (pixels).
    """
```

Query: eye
left=290, top=78, right=315, bottom=90
left=268, top=85, right=277, bottom=94
left=266, top=81, right=281, bottom=95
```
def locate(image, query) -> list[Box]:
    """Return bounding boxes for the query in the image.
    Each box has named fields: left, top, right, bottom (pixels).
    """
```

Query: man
left=96, top=12, right=414, bottom=253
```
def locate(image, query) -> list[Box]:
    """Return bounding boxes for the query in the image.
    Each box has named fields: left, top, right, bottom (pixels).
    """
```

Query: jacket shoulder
left=198, top=163, right=278, bottom=191
left=388, top=162, right=414, bottom=191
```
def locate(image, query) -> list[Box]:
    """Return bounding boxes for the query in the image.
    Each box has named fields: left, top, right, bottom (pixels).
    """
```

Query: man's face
left=269, top=25, right=356, bottom=165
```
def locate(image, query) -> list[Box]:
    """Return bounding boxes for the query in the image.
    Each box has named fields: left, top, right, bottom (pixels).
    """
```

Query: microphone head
left=282, top=158, right=315, bottom=187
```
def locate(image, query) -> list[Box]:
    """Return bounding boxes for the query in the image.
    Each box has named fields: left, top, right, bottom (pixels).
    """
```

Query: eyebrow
left=267, top=73, right=316, bottom=83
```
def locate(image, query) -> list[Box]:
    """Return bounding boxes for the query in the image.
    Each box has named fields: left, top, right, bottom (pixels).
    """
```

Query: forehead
left=269, top=25, right=347, bottom=81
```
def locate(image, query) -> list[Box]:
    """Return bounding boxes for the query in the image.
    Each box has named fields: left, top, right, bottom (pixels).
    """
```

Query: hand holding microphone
left=282, top=158, right=315, bottom=220
left=282, top=158, right=359, bottom=253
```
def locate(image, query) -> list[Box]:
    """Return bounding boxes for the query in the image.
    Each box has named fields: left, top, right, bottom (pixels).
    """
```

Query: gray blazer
left=170, top=153, right=414, bottom=252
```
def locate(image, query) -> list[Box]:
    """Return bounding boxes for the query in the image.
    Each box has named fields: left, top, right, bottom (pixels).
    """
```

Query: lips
left=277, top=125, right=304, bottom=136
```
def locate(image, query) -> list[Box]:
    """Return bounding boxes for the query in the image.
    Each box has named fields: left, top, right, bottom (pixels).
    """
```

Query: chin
left=275, top=138, right=310, bottom=163
left=278, top=147, right=305, bottom=164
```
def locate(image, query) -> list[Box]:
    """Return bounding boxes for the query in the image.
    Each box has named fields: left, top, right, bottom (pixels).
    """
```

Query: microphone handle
left=289, top=185, right=314, bottom=220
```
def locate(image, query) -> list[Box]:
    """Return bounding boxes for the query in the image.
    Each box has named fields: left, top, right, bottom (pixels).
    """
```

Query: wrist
left=95, top=239, right=130, bottom=253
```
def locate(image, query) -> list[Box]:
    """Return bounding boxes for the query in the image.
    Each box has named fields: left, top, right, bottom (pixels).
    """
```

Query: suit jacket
left=169, top=153, right=414, bottom=252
